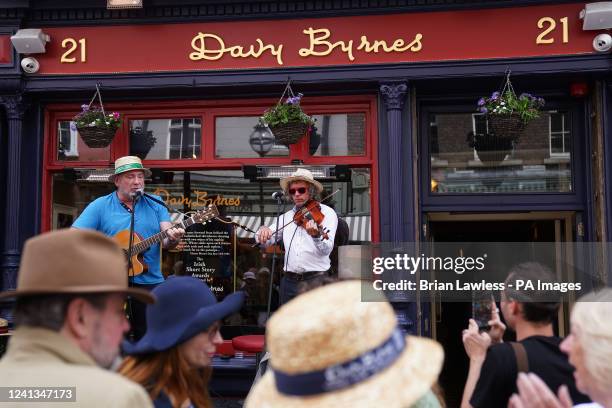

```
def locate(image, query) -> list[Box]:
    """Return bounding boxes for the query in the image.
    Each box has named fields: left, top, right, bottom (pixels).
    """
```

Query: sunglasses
left=288, top=187, right=307, bottom=195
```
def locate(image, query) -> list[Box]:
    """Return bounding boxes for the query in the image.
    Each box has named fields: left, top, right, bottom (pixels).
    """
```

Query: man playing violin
left=72, top=156, right=185, bottom=340
left=256, top=168, right=338, bottom=304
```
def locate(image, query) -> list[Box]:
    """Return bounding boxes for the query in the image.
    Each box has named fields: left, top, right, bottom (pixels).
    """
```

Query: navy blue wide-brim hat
left=122, top=276, right=245, bottom=354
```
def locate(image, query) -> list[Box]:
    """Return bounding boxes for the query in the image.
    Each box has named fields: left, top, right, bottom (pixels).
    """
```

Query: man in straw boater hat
left=256, top=168, right=338, bottom=305
left=0, top=229, right=154, bottom=407
left=245, top=280, right=445, bottom=408
left=72, top=155, right=184, bottom=340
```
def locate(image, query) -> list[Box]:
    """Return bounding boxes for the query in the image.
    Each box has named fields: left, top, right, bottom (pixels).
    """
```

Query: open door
left=422, top=211, right=577, bottom=407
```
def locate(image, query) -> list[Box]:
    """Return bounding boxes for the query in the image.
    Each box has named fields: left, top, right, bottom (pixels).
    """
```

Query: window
left=129, top=118, right=202, bottom=160
left=429, top=111, right=572, bottom=193
left=311, top=113, right=366, bottom=156
left=549, top=112, right=571, bottom=157
left=55, top=120, right=110, bottom=162
left=57, top=121, right=79, bottom=159
left=215, top=116, right=289, bottom=158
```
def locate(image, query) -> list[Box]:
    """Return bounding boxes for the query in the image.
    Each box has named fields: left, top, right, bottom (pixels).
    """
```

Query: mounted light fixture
left=248, top=122, right=275, bottom=157
left=107, top=0, right=143, bottom=9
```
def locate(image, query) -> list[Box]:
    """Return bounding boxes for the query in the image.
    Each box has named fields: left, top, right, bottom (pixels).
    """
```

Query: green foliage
left=73, top=105, right=121, bottom=130
left=262, top=93, right=315, bottom=127
left=477, top=91, right=545, bottom=123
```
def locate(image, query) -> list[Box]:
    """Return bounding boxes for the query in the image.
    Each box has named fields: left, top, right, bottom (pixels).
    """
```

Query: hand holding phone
left=472, top=292, right=494, bottom=331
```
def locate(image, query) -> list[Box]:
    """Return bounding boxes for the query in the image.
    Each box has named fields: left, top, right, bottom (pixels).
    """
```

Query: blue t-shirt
left=72, top=192, right=171, bottom=284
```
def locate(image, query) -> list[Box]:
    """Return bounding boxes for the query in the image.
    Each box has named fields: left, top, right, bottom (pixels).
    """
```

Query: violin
left=293, top=199, right=330, bottom=240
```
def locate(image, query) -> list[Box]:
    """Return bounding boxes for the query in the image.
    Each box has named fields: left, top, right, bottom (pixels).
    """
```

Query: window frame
left=42, top=95, right=379, bottom=239
left=419, top=100, right=587, bottom=212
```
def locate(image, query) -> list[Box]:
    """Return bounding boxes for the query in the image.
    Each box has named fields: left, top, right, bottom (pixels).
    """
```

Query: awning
left=229, top=215, right=371, bottom=242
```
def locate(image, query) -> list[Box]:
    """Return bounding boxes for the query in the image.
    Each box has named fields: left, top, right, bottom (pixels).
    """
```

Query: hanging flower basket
left=262, top=80, right=315, bottom=146
left=129, top=126, right=157, bottom=160
left=73, top=83, right=121, bottom=148
left=469, top=132, right=514, bottom=164
left=269, top=121, right=310, bottom=146
left=486, top=114, right=525, bottom=141
left=476, top=71, right=545, bottom=142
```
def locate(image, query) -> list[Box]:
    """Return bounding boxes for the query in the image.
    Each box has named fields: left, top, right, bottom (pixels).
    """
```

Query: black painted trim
left=0, top=0, right=582, bottom=26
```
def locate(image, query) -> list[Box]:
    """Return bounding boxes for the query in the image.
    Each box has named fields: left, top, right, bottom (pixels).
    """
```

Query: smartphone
left=472, top=291, right=494, bottom=331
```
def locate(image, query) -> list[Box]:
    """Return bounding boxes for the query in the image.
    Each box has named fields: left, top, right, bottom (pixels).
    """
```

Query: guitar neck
left=131, top=217, right=197, bottom=255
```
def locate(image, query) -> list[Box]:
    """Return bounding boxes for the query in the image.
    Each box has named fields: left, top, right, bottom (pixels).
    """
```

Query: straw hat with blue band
left=108, top=155, right=152, bottom=182
left=122, top=276, right=244, bottom=354
left=245, top=280, right=444, bottom=408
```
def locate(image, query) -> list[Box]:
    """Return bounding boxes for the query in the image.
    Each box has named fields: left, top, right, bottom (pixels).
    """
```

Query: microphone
left=271, top=191, right=285, bottom=200
left=130, top=189, right=144, bottom=199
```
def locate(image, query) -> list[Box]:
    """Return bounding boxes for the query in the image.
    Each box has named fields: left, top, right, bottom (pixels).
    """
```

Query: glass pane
left=550, top=113, right=563, bottom=133
left=215, top=116, right=289, bottom=158
left=129, top=118, right=201, bottom=160
left=311, top=113, right=366, bottom=156
left=53, top=166, right=371, bottom=327
left=56, top=121, right=110, bottom=161
left=430, top=111, right=572, bottom=193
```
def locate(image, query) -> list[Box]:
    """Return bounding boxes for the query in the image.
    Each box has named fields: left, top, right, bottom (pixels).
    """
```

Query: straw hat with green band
left=108, top=156, right=152, bottom=182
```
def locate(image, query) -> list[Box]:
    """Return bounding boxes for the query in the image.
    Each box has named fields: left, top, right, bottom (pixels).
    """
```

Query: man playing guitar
left=256, top=168, right=338, bottom=305
left=72, top=156, right=185, bottom=340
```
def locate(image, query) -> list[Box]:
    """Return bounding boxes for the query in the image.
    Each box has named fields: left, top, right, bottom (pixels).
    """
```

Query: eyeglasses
left=288, top=187, right=307, bottom=195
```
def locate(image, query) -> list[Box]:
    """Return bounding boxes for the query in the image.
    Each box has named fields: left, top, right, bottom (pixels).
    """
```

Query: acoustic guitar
left=114, top=205, right=219, bottom=276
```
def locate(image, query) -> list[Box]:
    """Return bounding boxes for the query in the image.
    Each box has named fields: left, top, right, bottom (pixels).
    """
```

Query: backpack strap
left=510, top=342, right=529, bottom=373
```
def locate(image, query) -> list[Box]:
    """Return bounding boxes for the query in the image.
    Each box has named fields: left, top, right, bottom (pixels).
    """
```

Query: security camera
left=20, top=57, right=40, bottom=74
left=593, top=33, right=612, bottom=53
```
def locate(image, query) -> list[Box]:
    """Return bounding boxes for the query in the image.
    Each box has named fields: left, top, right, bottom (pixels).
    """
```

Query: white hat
left=243, top=271, right=256, bottom=280
left=279, top=168, right=323, bottom=194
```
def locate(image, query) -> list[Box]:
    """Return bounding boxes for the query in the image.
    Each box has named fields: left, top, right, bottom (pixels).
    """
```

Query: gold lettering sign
left=188, top=28, right=423, bottom=65
left=154, top=188, right=241, bottom=208
left=189, top=32, right=284, bottom=65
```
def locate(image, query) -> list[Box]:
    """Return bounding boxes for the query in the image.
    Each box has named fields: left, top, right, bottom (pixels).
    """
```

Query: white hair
left=571, top=288, right=612, bottom=394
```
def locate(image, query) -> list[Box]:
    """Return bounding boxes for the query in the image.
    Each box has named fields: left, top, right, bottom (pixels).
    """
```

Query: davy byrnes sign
left=20, top=3, right=599, bottom=75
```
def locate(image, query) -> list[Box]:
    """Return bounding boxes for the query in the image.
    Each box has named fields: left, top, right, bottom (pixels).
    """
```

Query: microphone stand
left=126, top=193, right=139, bottom=342
left=266, top=194, right=286, bottom=321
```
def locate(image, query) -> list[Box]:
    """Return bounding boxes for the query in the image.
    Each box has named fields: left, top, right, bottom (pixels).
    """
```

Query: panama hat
left=279, top=168, right=323, bottom=195
left=122, top=276, right=245, bottom=354
left=108, top=155, right=151, bottom=182
left=245, top=281, right=444, bottom=408
left=0, top=229, right=154, bottom=304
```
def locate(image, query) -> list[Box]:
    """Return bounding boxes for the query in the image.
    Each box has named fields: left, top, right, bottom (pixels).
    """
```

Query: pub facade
left=0, top=0, right=611, bottom=402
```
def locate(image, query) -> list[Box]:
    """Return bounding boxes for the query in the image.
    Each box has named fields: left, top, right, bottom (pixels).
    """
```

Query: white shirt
left=257, top=203, right=338, bottom=273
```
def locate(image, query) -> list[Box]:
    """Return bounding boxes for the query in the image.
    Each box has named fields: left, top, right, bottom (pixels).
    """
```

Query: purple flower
left=81, top=104, right=89, bottom=112
left=519, top=93, right=532, bottom=99
left=477, top=98, right=486, bottom=106
left=112, top=112, right=120, bottom=119
left=491, top=91, right=500, bottom=100
left=480, top=107, right=488, bottom=113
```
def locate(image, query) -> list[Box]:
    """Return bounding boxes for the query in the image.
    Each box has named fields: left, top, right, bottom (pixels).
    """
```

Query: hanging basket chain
left=75, top=82, right=118, bottom=149
left=86, top=82, right=107, bottom=116
left=275, top=78, right=296, bottom=107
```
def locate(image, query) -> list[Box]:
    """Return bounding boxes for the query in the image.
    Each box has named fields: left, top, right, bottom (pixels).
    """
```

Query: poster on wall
left=181, top=217, right=234, bottom=298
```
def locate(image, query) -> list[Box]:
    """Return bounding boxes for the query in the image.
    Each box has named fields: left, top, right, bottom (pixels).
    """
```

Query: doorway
left=425, top=212, right=575, bottom=408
